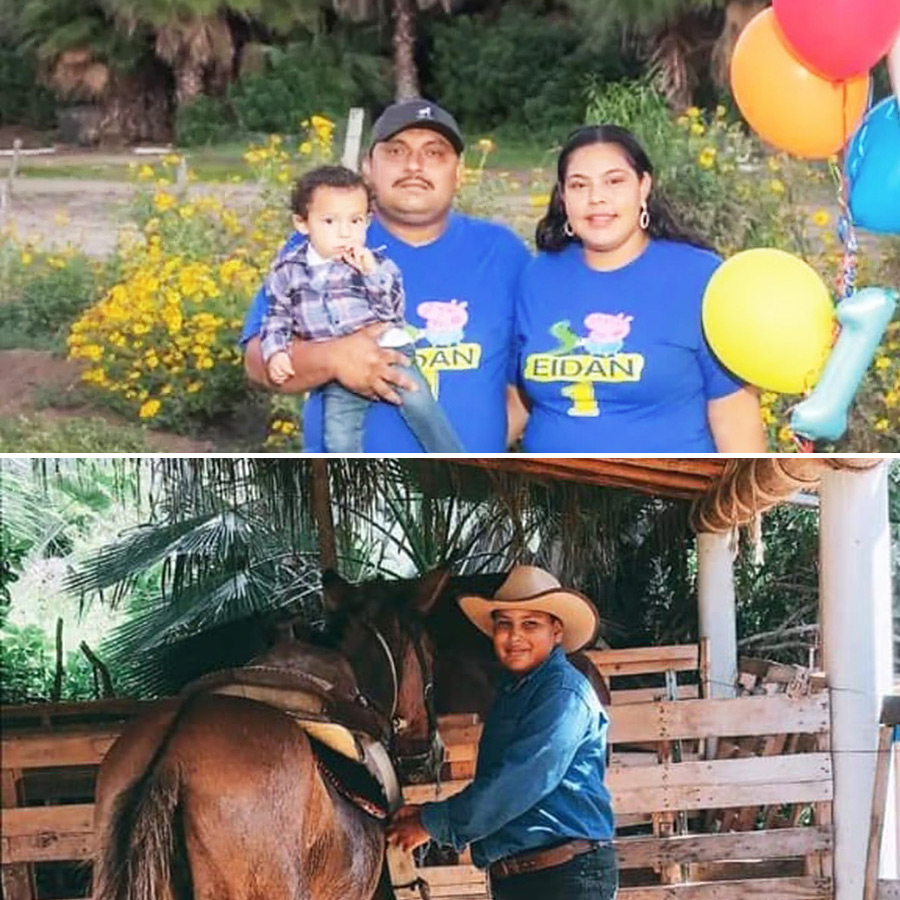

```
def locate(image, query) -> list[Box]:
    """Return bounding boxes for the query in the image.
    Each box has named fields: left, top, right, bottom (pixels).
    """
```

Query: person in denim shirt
left=387, top=565, right=617, bottom=900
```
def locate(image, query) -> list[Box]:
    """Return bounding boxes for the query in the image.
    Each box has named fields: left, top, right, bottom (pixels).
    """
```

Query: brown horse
left=93, top=571, right=447, bottom=900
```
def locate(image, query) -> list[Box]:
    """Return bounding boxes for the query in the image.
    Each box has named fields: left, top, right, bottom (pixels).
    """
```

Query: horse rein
left=362, top=619, right=442, bottom=780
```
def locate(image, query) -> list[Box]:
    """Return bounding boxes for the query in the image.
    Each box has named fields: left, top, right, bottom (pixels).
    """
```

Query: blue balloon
left=791, top=287, right=898, bottom=442
left=846, top=97, right=900, bottom=235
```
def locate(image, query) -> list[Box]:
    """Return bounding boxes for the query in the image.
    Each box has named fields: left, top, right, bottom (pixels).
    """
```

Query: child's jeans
left=322, top=344, right=464, bottom=452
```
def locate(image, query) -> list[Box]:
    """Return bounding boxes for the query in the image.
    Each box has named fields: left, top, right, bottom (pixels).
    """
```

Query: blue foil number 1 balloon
left=790, top=287, right=898, bottom=442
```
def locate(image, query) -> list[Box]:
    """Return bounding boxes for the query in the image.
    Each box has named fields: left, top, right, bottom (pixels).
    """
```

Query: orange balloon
left=731, top=8, right=870, bottom=159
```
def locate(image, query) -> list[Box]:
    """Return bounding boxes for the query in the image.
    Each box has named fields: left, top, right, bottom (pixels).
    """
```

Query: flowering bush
left=67, top=123, right=336, bottom=432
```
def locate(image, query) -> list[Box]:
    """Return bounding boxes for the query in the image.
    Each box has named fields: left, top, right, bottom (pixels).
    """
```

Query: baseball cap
left=370, top=99, right=464, bottom=154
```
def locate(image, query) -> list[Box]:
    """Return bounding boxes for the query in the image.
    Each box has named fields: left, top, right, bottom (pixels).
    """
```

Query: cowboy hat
left=458, top=565, right=599, bottom=654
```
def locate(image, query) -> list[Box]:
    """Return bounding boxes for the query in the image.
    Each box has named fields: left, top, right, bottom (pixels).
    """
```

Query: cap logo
left=416, top=106, right=434, bottom=119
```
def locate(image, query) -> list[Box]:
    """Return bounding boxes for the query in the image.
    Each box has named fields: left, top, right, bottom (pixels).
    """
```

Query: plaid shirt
left=259, top=242, right=405, bottom=361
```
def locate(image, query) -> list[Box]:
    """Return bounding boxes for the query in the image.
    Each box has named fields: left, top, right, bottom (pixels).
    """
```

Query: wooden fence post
left=342, top=108, right=365, bottom=172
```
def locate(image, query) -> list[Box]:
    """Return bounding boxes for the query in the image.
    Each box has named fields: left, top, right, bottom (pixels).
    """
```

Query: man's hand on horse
left=386, top=805, right=431, bottom=852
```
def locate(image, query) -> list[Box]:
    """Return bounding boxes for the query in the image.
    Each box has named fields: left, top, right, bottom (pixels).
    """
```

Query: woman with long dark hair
left=509, top=124, right=766, bottom=452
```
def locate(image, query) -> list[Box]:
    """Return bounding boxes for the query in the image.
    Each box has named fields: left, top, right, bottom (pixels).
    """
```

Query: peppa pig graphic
left=582, top=312, right=633, bottom=355
left=417, top=300, right=469, bottom=346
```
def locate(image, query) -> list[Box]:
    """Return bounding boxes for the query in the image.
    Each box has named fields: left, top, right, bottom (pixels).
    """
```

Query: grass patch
left=0, top=413, right=154, bottom=451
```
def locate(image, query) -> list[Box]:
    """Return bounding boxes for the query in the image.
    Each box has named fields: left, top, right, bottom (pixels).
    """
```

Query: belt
left=489, top=839, right=606, bottom=880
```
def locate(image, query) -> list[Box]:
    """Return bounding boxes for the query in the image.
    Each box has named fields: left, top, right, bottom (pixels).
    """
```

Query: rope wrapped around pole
left=690, top=458, right=884, bottom=534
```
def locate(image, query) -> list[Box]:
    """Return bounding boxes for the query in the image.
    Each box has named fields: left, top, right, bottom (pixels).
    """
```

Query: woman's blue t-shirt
left=516, top=239, right=742, bottom=452
left=242, top=213, right=530, bottom=452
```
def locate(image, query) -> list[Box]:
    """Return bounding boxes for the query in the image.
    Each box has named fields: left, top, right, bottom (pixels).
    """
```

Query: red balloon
left=773, top=0, right=900, bottom=79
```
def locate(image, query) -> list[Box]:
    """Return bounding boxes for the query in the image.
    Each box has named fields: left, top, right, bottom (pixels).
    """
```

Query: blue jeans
left=321, top=347, right=464, bottom=453
left=490, top=843, right=618, bottom=900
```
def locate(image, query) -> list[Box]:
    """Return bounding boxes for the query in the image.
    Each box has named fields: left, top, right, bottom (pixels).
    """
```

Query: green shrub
left=584, top=79, right=812, bottom=259
left=175, top=94, right=236, bottom=147
left=426, top=8, right=638, bottom=135
left=0, top=44, right=56, bottom=128
left=0, top=248, right=101, bottom=350
left=229, top=40, right=391, bottom=135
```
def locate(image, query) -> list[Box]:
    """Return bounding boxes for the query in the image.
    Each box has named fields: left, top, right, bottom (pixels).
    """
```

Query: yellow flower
left=163, top=153, right=182, bottom=166
left=697, top=147, right=717, bottom=170
left=690, top=122, right=705, bottom=136
left=299, top=141, right=313, bottom=155
left=139, top=399, right=161, bottom=418
left=676, top=115, right=689, bottom=128
left=477, top=138, right=495, bottom=154
left=778, top=425, right=794, bottom=444
left=876, top=356, right=892, bottom=369
left=885, top=391, right=899, bottom=408
left=686, top=106, right=701, bottom=119
left=761, top=407, right=776, bottom=425
left=153, top=191, right=176, bottom=212
left=529, top=193, right=551, bottom=208
left=187, top=381, right=203, bottom=393
left=20, top=251, right=33, bottom=266
left=767, top=157, right=782, bottom=172
left=769, top=179, right=785, bottom=195
left=138, top=165, right=155, bottom=180
left=811, top=209, right=831, bottom=227
left=874, top=418, right=890, bottom=432
left=178, top=204, right=196, bottom=220
left=715, top=105, right=727, bottom=118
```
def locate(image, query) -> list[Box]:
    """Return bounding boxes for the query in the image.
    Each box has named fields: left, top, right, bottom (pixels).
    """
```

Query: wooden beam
left=865, top=725, right=896, bottom=900
left=2, top=729, right=120, bottom=769
left=452, top=459, right=726, bottom=500
left=617, top=876, right=831, bottom=900
left=438, top=695, right=830, bottom=753
left=587, top=645, right=700, bottom=677
left=616, top=828, right=832, bottom=869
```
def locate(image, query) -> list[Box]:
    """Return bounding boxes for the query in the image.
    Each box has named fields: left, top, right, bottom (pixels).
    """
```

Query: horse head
left=322, top=568, right=449, bottom=784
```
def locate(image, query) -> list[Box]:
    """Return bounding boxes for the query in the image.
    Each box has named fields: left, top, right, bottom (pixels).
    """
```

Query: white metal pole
left=697, top=530, right=738, bottom=699
left=819, top=462, right=895, bottom=900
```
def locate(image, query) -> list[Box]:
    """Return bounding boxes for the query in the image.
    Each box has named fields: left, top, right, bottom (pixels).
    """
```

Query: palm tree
left=16, top=0, right=171, bottom=141
left=570, top=0, right=767, bottom=110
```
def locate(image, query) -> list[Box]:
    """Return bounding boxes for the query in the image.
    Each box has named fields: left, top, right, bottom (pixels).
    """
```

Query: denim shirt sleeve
left=419, top=686, right=592, bottom=850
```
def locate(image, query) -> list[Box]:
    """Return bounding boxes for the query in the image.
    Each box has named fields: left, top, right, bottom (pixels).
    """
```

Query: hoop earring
left=639, top=203, right=650, bottom=231
left=564, top=221, right=575, bottom=237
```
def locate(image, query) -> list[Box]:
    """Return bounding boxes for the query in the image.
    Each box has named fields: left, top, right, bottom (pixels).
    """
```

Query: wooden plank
left=613, top=686, right=700, bottom=706
left=616, top=828, right=832, bottom=869
left=453, top=459, right=725, bottom=500
left=2, top=830, right=94, bottom=863
left=610, top=694, right=830, bottom=744
left=1, top=768, right=34, bottom=900
left=618, top=876, right=831, bottom=900
left=587, top=646, right=700, bottom=677
left=2, top=729, right=120, bottom=769
left=1, top=805, right=94, bottom=842
left=439, top=695, right=830, bottom=760
left=407, top=771, right=832, bottom=812
left=865, top=725, right=895, bottom=900
left=610, top=754, right=832, bottom=793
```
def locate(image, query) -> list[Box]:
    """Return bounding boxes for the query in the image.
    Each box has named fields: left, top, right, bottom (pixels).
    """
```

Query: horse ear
left=411, top=567, right=451, bottom=616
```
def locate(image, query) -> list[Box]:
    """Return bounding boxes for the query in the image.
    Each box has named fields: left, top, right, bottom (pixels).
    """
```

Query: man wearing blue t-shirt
left=242, top=99, right=531, bottom=452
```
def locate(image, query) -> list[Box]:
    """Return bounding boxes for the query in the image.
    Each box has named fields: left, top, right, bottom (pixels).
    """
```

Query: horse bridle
left=363, top=618, right=443, bottom=781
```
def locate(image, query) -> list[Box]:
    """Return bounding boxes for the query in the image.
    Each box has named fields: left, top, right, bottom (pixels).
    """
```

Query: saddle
left=182, top=640, right=400, bottom=813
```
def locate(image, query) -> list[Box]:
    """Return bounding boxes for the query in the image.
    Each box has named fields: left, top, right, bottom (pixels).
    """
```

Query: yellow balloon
left=702, top=249, right=835, bottom=393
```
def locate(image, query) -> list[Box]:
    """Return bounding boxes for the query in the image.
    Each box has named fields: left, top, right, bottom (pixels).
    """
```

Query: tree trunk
left=392, top=0, right=420, bottom=100
left=311, top=460, right=338, bottom=572
left=173, top=62, right=205, bottom=108
left=711, top=0, right=768, bottom=90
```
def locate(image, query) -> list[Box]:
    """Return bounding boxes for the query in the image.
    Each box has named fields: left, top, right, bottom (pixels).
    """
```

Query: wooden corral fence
left=2, top=645, right=835, bottom=900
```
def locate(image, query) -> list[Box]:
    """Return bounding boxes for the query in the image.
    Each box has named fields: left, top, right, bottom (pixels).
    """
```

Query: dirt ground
left=0, top=348, right=215, bottom=451
left=4, top=176, right=263, bottom=257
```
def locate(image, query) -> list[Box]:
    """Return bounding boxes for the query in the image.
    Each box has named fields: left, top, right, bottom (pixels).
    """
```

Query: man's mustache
left=394, top=178, right=433, bottom=189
